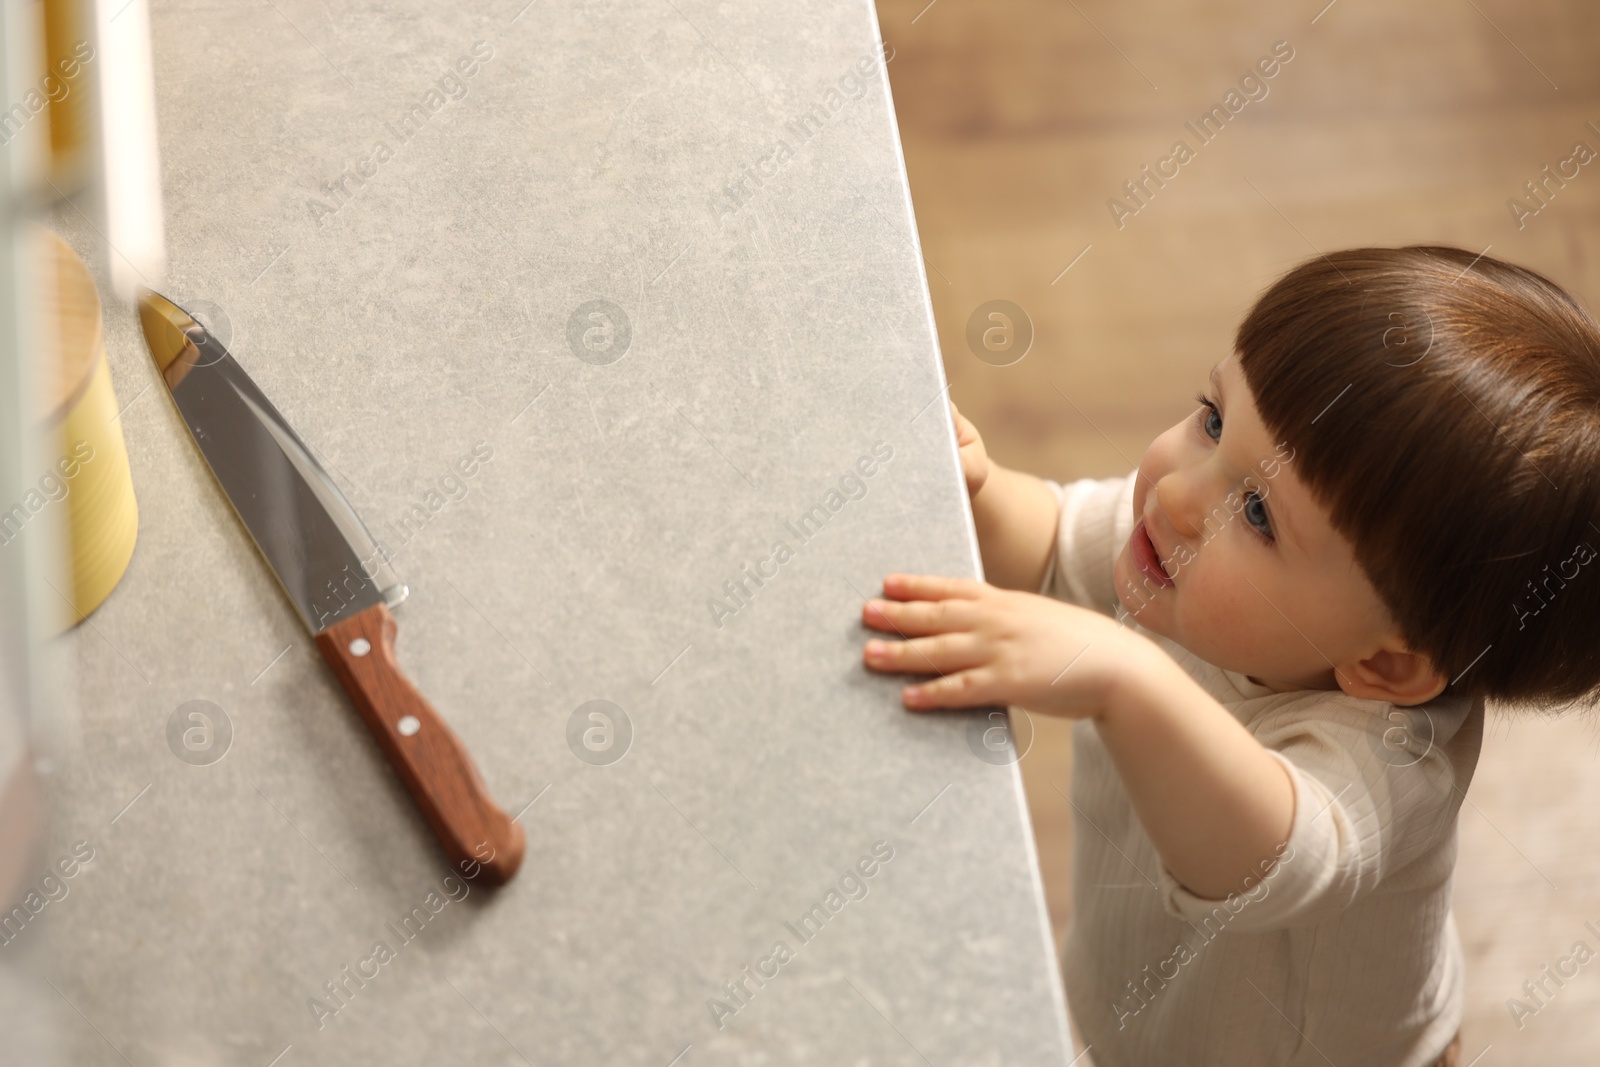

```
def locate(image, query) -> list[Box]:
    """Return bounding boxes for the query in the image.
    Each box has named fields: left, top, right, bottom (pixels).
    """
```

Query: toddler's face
left=1112, top=356, right=1414, bottom=695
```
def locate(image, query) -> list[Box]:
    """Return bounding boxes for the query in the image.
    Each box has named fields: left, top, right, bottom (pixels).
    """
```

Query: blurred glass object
left=1, top=0, right=164, bottom=1060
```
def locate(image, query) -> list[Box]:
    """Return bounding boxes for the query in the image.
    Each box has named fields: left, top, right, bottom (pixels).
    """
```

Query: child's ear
left=1335, top=639, right=1448, bottom=706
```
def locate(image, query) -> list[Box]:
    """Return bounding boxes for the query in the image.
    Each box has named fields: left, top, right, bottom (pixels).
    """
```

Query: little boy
left=862, top=246, right=1600, bottom=1065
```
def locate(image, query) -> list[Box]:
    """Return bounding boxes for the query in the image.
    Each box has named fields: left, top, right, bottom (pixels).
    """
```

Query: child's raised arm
left=951, top=401, right=1060, bottom=592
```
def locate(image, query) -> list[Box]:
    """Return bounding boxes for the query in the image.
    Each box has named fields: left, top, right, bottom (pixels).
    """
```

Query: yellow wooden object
left=37, top=228, right=138, bottom=631
left=42, top=0, right=96, bottom=192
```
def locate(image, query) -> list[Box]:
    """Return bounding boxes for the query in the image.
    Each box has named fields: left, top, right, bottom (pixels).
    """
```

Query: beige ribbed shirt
left=1037, top=472, right=1482, bottom=1067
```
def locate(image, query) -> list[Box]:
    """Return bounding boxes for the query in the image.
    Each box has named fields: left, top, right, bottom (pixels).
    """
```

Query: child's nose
left=1154, top=466, right=1226, bottom=540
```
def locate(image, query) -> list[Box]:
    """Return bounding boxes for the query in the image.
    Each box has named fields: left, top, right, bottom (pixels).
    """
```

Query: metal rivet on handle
left=397, top=716, right=421, bottom=737
left=349, top=637, right=371, bottom=656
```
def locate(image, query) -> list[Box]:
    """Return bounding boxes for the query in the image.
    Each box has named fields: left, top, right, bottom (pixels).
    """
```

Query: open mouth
left=1131, top=521, right=1175, bottom=589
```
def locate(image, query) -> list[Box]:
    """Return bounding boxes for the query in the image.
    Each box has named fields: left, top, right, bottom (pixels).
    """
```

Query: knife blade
left=137, top=289, right=525, bottom=886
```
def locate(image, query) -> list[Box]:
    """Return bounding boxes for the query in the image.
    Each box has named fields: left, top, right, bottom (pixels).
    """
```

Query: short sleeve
left=1154, top=694, right=1479, bottom=931
left=1036, top=471, right=1139, bottom=618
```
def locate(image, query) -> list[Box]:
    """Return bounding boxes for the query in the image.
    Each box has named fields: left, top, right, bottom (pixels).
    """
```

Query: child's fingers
left=863, top=631, right=984, bottom=676
left=901, top=667, right=1001, bottom=710
left=953, top=423, right=971, bottom=447
left=881, top=573, right=986, bottom=601
left=950, top=403, right=979, bottom=445
left=862, top=595, right=978, bottom=636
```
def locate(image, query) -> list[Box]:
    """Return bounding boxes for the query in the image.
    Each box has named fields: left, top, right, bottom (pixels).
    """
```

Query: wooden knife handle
left=315, top=601, right=525, bottom=886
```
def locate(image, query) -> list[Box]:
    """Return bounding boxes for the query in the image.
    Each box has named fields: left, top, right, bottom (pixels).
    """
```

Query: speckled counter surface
left=22, top=1, right=1075, bottom=1063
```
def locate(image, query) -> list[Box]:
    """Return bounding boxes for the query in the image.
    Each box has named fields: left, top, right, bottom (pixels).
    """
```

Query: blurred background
left=874, top=0, right=1600, bottom=1059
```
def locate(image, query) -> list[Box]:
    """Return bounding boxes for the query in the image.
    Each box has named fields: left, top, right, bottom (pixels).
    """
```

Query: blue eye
left=1195, top=392, right=1275, bottom=545
left=1243, top=491, right=1274, bottom=542
left=1194, top=393, right=1222, bottom=441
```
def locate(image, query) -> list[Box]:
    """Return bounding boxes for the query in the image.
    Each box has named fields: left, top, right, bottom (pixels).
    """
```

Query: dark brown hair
left=1236, top=246, right=1600, bottom=710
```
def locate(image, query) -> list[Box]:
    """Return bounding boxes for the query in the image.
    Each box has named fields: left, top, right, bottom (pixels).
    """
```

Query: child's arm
left=950, top=401, right=1061, bottom=593
left=862, top=574, right=1294, bottom=900
left=931, top=404, right=1291, bottom=896
left=972, top=464, right=1061, bottom=593
left=1094, top=640, right=1295, bottom=899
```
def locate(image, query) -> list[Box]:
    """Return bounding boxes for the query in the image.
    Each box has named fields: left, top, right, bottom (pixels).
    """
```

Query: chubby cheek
left=1166, top=545, right=1315, bottom=677
left=1171, top=550, right=1261, bottom=651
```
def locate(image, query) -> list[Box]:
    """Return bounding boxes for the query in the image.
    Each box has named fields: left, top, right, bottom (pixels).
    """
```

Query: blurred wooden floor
left=875, top=0, right=1600, bottom=1059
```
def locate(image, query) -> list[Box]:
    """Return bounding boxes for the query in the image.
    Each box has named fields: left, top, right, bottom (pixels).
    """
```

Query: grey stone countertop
left=21, top=1, right=1076, bottom=1063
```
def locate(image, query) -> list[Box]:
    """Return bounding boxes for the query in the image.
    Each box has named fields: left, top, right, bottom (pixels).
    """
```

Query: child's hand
left=949, top=400, right=989, bottom=500
left=865, top=576, right=1295, bottom=902
left=861, top=573, right=1156, bottom=718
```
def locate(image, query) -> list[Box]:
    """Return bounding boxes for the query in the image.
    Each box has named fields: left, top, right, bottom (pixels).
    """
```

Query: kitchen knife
left=137, top=289, right=525, bottom=885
